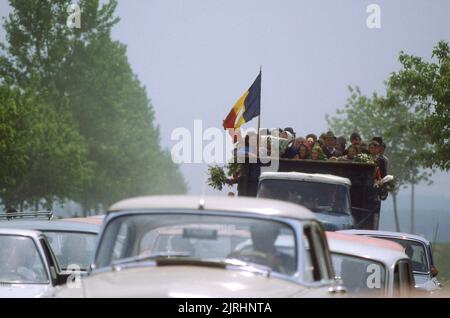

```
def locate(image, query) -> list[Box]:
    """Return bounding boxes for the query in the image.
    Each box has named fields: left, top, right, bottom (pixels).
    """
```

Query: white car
left=326, top=232, right=415, bottom=297
left=0, top=229, right=69, bottom=297
left=339, top=229, right=442, bottom=292
left=0, top=219, right=100, bottom=274
left=54, top=195, right=346, bottom=298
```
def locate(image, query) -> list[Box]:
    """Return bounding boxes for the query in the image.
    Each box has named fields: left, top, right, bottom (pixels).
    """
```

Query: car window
left=378, top=237, right=429, bottom=273
left=258, top=179, right=351, bottom=214
left=112, top=222, right=130, bottom=261
left=96, top=213, right=298, bottom=276
left=0, top=235, right=49, bottom=284
left=332, top=253, right=386, bottom=297
left=44, top=232, right=97, bottom=271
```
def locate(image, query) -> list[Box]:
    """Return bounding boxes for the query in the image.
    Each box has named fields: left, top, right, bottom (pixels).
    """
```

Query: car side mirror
left=50, top=266, right=69, bottom=286
left=56, top=272, right=71, bottom=286
left=431, top=265, right=439, bottom=277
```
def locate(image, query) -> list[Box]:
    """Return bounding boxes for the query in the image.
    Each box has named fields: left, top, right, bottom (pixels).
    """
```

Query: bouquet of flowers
left=354, top=153, right=374, bottom=164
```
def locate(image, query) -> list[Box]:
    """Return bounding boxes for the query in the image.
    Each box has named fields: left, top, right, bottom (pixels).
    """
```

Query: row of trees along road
left=0, top=0, right=187, bottom=215
left=327, top=41, right=449, bottom=233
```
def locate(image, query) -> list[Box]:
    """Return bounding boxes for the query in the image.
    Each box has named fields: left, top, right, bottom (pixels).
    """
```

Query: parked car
left=54, top=195, right=346, bottom=297
left=326, top=232, right=415, bottom=297
left=0, top=229, right=69, bottom=297
left=339, top=229, right=442, bottom=292
left=0, top=217, right=100, bottom=273
left=258, top=172, right=354, bottom=230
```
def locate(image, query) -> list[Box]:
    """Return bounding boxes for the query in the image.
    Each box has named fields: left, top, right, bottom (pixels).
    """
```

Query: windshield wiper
left=111, top=252, right=192, bottom=269
left=110, top=254, right=271, bottom=277
left=154, top=257, right=272, bottom=277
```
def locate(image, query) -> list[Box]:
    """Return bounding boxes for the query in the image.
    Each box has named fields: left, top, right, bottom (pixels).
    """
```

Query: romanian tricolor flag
left=223, top=71, right=261, bottom=129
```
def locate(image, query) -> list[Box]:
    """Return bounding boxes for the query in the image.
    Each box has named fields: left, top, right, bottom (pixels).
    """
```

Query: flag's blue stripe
left=243, top=72, right=261, bottom=122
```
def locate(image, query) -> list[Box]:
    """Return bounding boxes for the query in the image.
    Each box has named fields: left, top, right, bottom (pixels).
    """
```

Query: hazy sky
left=1, top=0, right=449, bottom=198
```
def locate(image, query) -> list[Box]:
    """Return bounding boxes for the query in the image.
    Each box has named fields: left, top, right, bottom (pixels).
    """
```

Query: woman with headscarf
left=310, top=144, right=326, bottom=160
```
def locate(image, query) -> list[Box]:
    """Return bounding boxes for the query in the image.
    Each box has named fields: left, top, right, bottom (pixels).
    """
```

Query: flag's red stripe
left=223, top=109, right=237, bottom=129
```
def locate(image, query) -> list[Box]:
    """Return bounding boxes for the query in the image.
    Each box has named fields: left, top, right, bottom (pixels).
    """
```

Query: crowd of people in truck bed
left=232, top=127, right=389, bottom=181
left=279, top=129, right=388, bottom=179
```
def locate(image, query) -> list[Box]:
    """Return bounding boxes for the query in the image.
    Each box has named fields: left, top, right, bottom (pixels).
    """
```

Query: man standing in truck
left=323, top=131, right=342, bottom=159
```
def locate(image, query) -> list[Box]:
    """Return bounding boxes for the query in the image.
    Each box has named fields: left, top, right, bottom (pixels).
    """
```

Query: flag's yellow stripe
left=233, top=90, right=249, bottom=128
left=235, top=112, right=246, bottom=128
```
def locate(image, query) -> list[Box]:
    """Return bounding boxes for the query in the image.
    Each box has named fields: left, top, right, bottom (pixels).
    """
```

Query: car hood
left=313, top=212, right=353, bottom=231
left=57, top=266, right=318, bottom=298
left=0, top=283, right=51, bottom=298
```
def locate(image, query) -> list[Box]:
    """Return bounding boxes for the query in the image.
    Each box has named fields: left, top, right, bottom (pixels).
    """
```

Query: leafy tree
left=1, top=0, right=186, bottom=214
left=326, top=86, right=433, bottom=231
left=0, top=85, right=91, bottom=210
left=385, top=41, right=450, bottom=171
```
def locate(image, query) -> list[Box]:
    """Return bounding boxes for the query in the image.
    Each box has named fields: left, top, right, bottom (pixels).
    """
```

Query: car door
left=393, top=259, right=414, bottom=297
left=302, top=222, right=343, bottom=296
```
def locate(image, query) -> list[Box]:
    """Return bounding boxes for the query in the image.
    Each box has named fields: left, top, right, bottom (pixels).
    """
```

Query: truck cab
left=258, top=172, right=354, bottom=231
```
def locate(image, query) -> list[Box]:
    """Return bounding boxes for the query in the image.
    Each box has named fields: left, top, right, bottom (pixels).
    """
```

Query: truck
left=237, top=158, right=383, bottom=230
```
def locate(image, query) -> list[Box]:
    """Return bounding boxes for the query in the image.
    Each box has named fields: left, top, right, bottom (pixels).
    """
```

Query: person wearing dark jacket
left=371, top=137, right=387, bottom=178
left=379, top=142, right=389, bottom=176
left=322, top=131, right=342, bottom=159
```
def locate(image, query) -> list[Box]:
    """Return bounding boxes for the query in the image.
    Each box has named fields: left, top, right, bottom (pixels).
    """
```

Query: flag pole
left=257, top=65, right=262, bottom=159
left=257, top=115, right=261, bottom=158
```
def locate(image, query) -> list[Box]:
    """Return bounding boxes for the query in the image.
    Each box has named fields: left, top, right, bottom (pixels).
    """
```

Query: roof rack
left=0, top=211, right=53, bottom=221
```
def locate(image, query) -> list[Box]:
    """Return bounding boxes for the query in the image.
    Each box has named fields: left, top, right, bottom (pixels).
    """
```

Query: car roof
left=338, top=230, right=430, bottom=245
left=0, top=228, right=43, bottom=239
left=260, top=172, right=351, bottom=186
left=327, top=232, right=404, bottom=252
left=0, top=219, right=100, bottom=234
left=326, top=232, right=408, bottom=265
left=89, top=215, right=105, bottom=219
left=108, top=195, right=317, bottom=221
left=61, top=216, right=104, bottom=226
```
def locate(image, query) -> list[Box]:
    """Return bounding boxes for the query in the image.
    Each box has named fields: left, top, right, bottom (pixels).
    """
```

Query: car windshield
left=378, top=238, right=429, bottom=273
left=45, top=232, right=97, bottom=271
left=332, top=253, right=386, bottom=297
left=0, top=235, right=49, bottom=284
left=95, top=213, right=297, bottom=276
left=258, top=179, right=351, bottom=214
